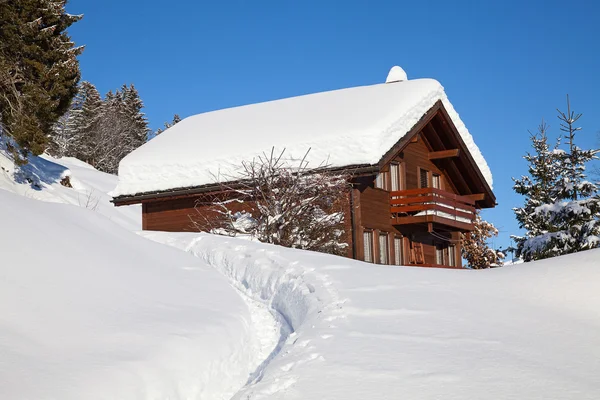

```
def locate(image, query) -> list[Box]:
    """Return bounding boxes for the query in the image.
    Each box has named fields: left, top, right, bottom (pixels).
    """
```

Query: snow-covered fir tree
left=511, top=121, right=562, bottom=256
left=514, top=98, right=600, bottom=261
left=155, top=114, right=182, bottom=136
left=69, top=81, right=103, bottom=162
left=47, top=81, right=150, bottom=174
left=461, top=211, right=503, bottom=269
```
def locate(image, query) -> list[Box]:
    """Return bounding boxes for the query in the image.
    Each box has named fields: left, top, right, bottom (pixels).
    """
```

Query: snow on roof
left=113, top=77, right=493, bottom=197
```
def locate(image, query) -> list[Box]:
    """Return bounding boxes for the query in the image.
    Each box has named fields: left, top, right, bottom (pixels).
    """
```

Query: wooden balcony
left=390, top=188, right=476, bottom=231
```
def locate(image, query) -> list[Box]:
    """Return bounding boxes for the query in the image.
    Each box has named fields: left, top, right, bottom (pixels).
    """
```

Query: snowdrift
left=0, top=190, right=268, bottom=399
left=145, top=232, right=600, bottom=400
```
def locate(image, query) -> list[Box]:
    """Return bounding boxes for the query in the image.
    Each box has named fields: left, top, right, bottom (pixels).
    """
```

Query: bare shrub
left=191, top=148, right=351, bottom=256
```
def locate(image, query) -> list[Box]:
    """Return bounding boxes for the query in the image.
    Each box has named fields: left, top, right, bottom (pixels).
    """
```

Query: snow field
left=2, top=146, right=599, bottom=399
left=146, top=232, right=600, bottom=400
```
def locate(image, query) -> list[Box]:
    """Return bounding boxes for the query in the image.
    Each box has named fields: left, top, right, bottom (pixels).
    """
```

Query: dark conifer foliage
left=0, top=0, right=83, bottom=161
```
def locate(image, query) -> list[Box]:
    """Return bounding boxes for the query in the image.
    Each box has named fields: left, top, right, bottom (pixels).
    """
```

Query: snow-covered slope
left=114, top=76, right=493, bottom=197
left=145, top=232, right=600, bottom=400
left=0, top=148, right=279, bottom=399
left=1, top=147, right=599, bottom=399
left=0, top=148, right=140, bottom=230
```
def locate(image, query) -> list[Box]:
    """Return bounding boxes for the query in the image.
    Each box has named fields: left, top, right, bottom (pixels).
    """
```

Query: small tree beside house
left=191, top=148, right=351, bottom=256
left=461, top=211, right=503, bottom=269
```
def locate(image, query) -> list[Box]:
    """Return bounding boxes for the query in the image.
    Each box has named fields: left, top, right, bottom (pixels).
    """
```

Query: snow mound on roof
left=385, top=65, right=408, bottom=83
left=113, top=78, right=493, bottom=197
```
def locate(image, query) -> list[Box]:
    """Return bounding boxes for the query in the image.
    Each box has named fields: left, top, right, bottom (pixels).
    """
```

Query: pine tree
left=511, top=121, right=562, bottom=257
left=515, top=98, right=600, bottom=261
left=155, top=114, right=182, bottom=135
left=122, top=84, right=149, bottom=149
left=0, top=0, right=83, bottom=161
left=70, top=81, right=103, bottom=162
left=461, top=211, right=503, bottom=269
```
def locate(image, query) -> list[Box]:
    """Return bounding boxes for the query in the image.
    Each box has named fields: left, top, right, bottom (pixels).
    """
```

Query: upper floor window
left=390, top=163, right=403, bottom=191
left=419, top=168, right=429, bottom=188
left=375, top=171, right=389, bottom=190
left=432, top=173, right=441, bottom=189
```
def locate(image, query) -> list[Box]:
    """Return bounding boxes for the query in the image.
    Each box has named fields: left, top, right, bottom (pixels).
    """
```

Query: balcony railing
left=390, top=188, right=476, bottom=231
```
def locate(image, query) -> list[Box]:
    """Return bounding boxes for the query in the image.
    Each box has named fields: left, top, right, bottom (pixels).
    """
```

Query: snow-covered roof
left=113, top=74, right=493, bottom=197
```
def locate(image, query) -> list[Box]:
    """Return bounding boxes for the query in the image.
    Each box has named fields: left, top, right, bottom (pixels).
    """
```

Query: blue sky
left=67, top=0, right=599, bottom=249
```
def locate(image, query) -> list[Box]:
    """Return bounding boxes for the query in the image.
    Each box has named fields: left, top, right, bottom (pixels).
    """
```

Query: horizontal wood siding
left=143, top=195, right=254, bottom=232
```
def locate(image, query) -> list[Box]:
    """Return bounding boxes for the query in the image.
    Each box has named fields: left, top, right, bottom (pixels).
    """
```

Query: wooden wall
left=143, top=194, right=254, bottom=232
left=143, top=190, right=356, bottom=259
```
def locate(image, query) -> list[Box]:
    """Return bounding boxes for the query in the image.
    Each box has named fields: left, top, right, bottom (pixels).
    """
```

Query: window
left=378, top=233, right=389, bottom=264
left=448, top=245, right=456, bottom=267
left=363, top=231, right=374, bottom=263
left=419, top=168, right=429, bottom=188
left=390, top=163, right=402, bottom=191
left=375, top=171, right=389, bottom=190
left=435, top=243, right=445, bottom=265
left=432, top=174, right=441, bottom=189
left=394, top=236, right=403, bottom=265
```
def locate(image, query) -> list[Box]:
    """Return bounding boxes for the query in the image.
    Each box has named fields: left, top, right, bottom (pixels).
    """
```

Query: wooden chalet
left=112, top=67, right=495, bottom=268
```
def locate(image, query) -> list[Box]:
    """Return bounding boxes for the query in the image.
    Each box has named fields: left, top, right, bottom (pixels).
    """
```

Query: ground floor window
left=363, top=231, right=374, bottom=263
left=448, top=244, right=456, bottom=267
left=394, top=236, right=403, bottom=265
left=435, top=243, right=445, bottom=265
left=378, top=233, right=389, bottom=264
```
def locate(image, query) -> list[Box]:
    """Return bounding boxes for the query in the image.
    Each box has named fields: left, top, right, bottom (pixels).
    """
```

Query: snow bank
left=114, top=77, right=493, bottom=197
left=0, top=190, right=269, bottom=400
left=146, top=232, right=600, bottom=400
left=0, top=143, right=140, bottom=230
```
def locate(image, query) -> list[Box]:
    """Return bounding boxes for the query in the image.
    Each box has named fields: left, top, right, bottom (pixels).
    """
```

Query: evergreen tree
left=48, top=81, right=150, bottom=174
left=0, top=0, right=83, bottom=161
left=511, top=121, right=562, bottom=256
left=461, top=211, right=503, bottom=269
left=122, top=84, right=149, bottom=148
left=155, top=114, right=182, bottom=136
left=70, top=81, right=103, bottom=162
left=514, top=98, right=600, bottom=261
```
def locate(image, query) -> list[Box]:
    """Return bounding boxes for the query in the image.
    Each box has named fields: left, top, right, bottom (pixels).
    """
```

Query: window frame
left=419, top=167, right=430, bottom=189
left=363, top=230, right=374, bottom=263
left=432, top=173, right=441, bottom=190
left=435, top=242, right=445, bottom=265
left=378, top=232, right=389, bottom=265
left=390, top=162, right=404, bottom=191
left=374, top=170, right=390, bottom=191
left=394, top=236, right=403, bottom=266
left=448, top=244, right=456, bottom=267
